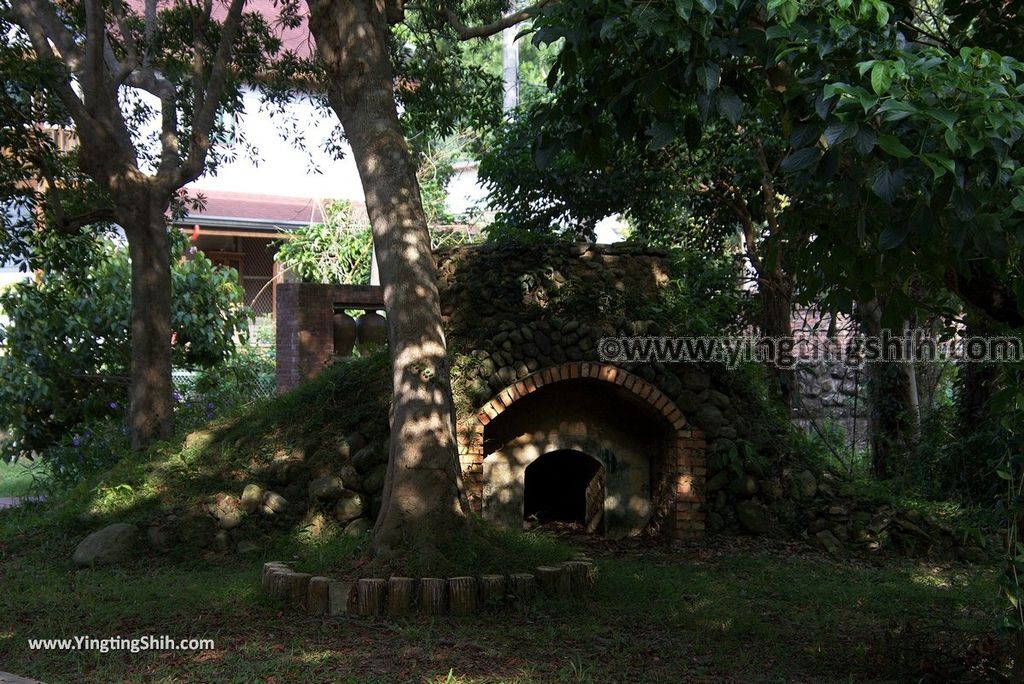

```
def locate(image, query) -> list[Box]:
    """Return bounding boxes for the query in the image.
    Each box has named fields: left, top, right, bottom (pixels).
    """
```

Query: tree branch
left=176, top=0, right=247, bottom=186
left=8, top=1, right=90, bottom=123
left=443, top=0, right=554, bottom=40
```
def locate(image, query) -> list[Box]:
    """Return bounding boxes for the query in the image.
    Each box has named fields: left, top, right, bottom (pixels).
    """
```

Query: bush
left=274, top=201, right=373, bottom=284
left=174, top=345, right=275, bottom=432
left=0, top=231, right=251, bottom=462
left=41, top=415, right=131, bottom=490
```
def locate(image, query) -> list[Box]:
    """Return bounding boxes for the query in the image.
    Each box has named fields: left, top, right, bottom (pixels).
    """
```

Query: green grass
left=0, top=457, right=47, bottom=497
left=0, top=507, right=1006, bottom=683
left=0, top=353, right=1010, bottom=681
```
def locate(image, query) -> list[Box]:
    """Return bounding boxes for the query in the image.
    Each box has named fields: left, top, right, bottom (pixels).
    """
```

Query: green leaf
left=876, top=134, right=913, bottom=158
left=853, top=127, right=877, bottom=155
left=932, top=154, right=956, bottom=177
left=717, top=89, right=743, bottom=124
left=943, top=128, right=960, bottom=153
left=780, top=147, right=821, bottom=172
left=872, top=165, right=905, bottom=203
left=824, top=121, right=858, bottom=147
left=647, top=120, right=676, bottom=150
left=870, top=62, right=892, bottom=95
left=698, top=63, right=721, bottom=93
left=878, top=223, right=910, bottom=250
left=927, top=109, right=957, bottom=130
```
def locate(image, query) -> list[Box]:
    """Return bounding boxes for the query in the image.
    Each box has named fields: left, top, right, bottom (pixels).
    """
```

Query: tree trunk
left=759, top=270, right=795, bottom=409
left=307, top=0, right=467, bottom=559
left=858, top=300, right=914, bottom=479
left=118, top=190, right=174, bottom=449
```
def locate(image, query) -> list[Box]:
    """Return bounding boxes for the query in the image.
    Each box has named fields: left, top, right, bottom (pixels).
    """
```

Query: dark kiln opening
left=523, top=449, right=605, bottom=533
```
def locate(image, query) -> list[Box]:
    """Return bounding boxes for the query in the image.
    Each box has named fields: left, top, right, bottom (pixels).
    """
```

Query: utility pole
left=501, top=21, right=519, bottom=112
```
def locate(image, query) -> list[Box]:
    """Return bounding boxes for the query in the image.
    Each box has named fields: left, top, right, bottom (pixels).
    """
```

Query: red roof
left=181, top=189, right=370, bottom=228
left=191, top=190, right=327, bottom=224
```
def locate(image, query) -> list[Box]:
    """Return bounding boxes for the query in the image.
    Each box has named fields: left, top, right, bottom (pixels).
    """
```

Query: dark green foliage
left=0, top=231, right=252, bottom=462
left=529, top=0, right=1024, bottom=327
left=478, top=106, right=698, bottom=241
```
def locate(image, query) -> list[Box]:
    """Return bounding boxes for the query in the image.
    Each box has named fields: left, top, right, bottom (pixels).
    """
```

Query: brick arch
left=456, top=362, right=706, bottom=540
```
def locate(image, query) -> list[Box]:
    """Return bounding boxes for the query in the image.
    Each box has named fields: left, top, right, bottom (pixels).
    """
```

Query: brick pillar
left=276, top=283, right=333, bottom=393
left=275, top=284, right=302, bottom=393
left=673, top=428, right=707, bottom=540
left=457, top=422, right=485, bottom=513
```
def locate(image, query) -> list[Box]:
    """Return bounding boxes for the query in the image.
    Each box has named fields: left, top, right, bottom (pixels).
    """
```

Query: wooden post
left=266, top=567, right=286, bottom=598
left=288, top=573, right=313, bottom=609
left=535, top=566, right=571, bottom=598
left=387, top=577, right=416, bottom=616
left=418, top=577, right=447, bottom=615
left=561, top=560, right=597, bottom=595
left=307, top=576, right=330, bottom=615
left=328, top=580, right=355, bottom=616
left=508, top=573, right=536, bottom=606
left=272, top=569, right=291, bottom=599
left=448, top=576, right=478, bottom=616
left=478, top=574, right=507, bottom=608
left=262, top=561, right=289, bottom=591
left=357, top=578, right=387, bottom=616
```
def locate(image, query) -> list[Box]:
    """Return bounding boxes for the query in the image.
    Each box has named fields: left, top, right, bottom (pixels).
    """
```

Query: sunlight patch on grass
left=0, top=457, right=47, bottom=497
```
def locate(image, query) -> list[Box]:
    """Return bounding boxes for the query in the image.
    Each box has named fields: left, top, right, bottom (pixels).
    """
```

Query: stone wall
left=436, top=242, right=798, bottom=540
left=274, top=242, right=804, bottom=541
left=792, top=360, right=869, bottom=449
left=789, top=310, right=869, bottom=448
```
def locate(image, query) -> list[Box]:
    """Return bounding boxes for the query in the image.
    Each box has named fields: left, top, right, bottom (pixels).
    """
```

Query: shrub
left=0, top=232, right=251, bottom=462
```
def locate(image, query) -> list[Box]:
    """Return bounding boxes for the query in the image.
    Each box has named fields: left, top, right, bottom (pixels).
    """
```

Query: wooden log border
left=260, top=558, right=597, bottom=617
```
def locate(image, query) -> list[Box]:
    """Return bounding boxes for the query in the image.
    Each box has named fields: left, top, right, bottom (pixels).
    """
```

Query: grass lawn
left=0, top=506, right=1005, bottom=683
left=0, top=458, right=45, bottom=498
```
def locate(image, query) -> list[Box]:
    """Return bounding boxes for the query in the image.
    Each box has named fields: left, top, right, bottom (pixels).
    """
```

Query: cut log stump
left=535, top=565, right=571, bottom=598
left=561, top=560, right=597, bottom=595
left=328, top=580, right=355, bottom=616
left=288, top=573, right=313, bottom=609
left=387, top=577, right=416, bottom=617
left=418, top=577, right=447, bottom=616
left=478, top=574, right=507, bottom=608
left=357, top=578, right=387, bottom=616
left=262, top=562, right=289, bottom=591
left=448, top=576, right=478, bottom=616
left=508, top=573, right=536, bottom=607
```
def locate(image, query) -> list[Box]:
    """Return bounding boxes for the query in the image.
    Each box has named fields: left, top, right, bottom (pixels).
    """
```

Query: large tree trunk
left=307, top=0, right=468, bottom=558
left=858, top=299, right=915, bottom=479
left=118, top=189, right=174, bottom=449
left=759, top=270, right=795, bottom=409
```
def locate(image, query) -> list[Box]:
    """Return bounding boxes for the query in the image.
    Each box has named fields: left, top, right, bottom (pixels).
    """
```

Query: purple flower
left=71, top=435, right=81, bottom=447
left=206, top=402, right=215, bottom=410
left=172, top=391, right=182, bottom=403
left=109, top=401, right=119, bottom=410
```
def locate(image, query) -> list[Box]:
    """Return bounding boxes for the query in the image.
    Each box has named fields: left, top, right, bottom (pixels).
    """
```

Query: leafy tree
left=521, top=0, right=1024, bottom=472
left=2, top=0, right=283, bottom=448
left=531, top=0, right=1024, bottom=324
left=0, top=230, right=251, bottom=461
left=275, top=201, right=374, bottom=284
left=301, top=0, right=554, bottom=561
